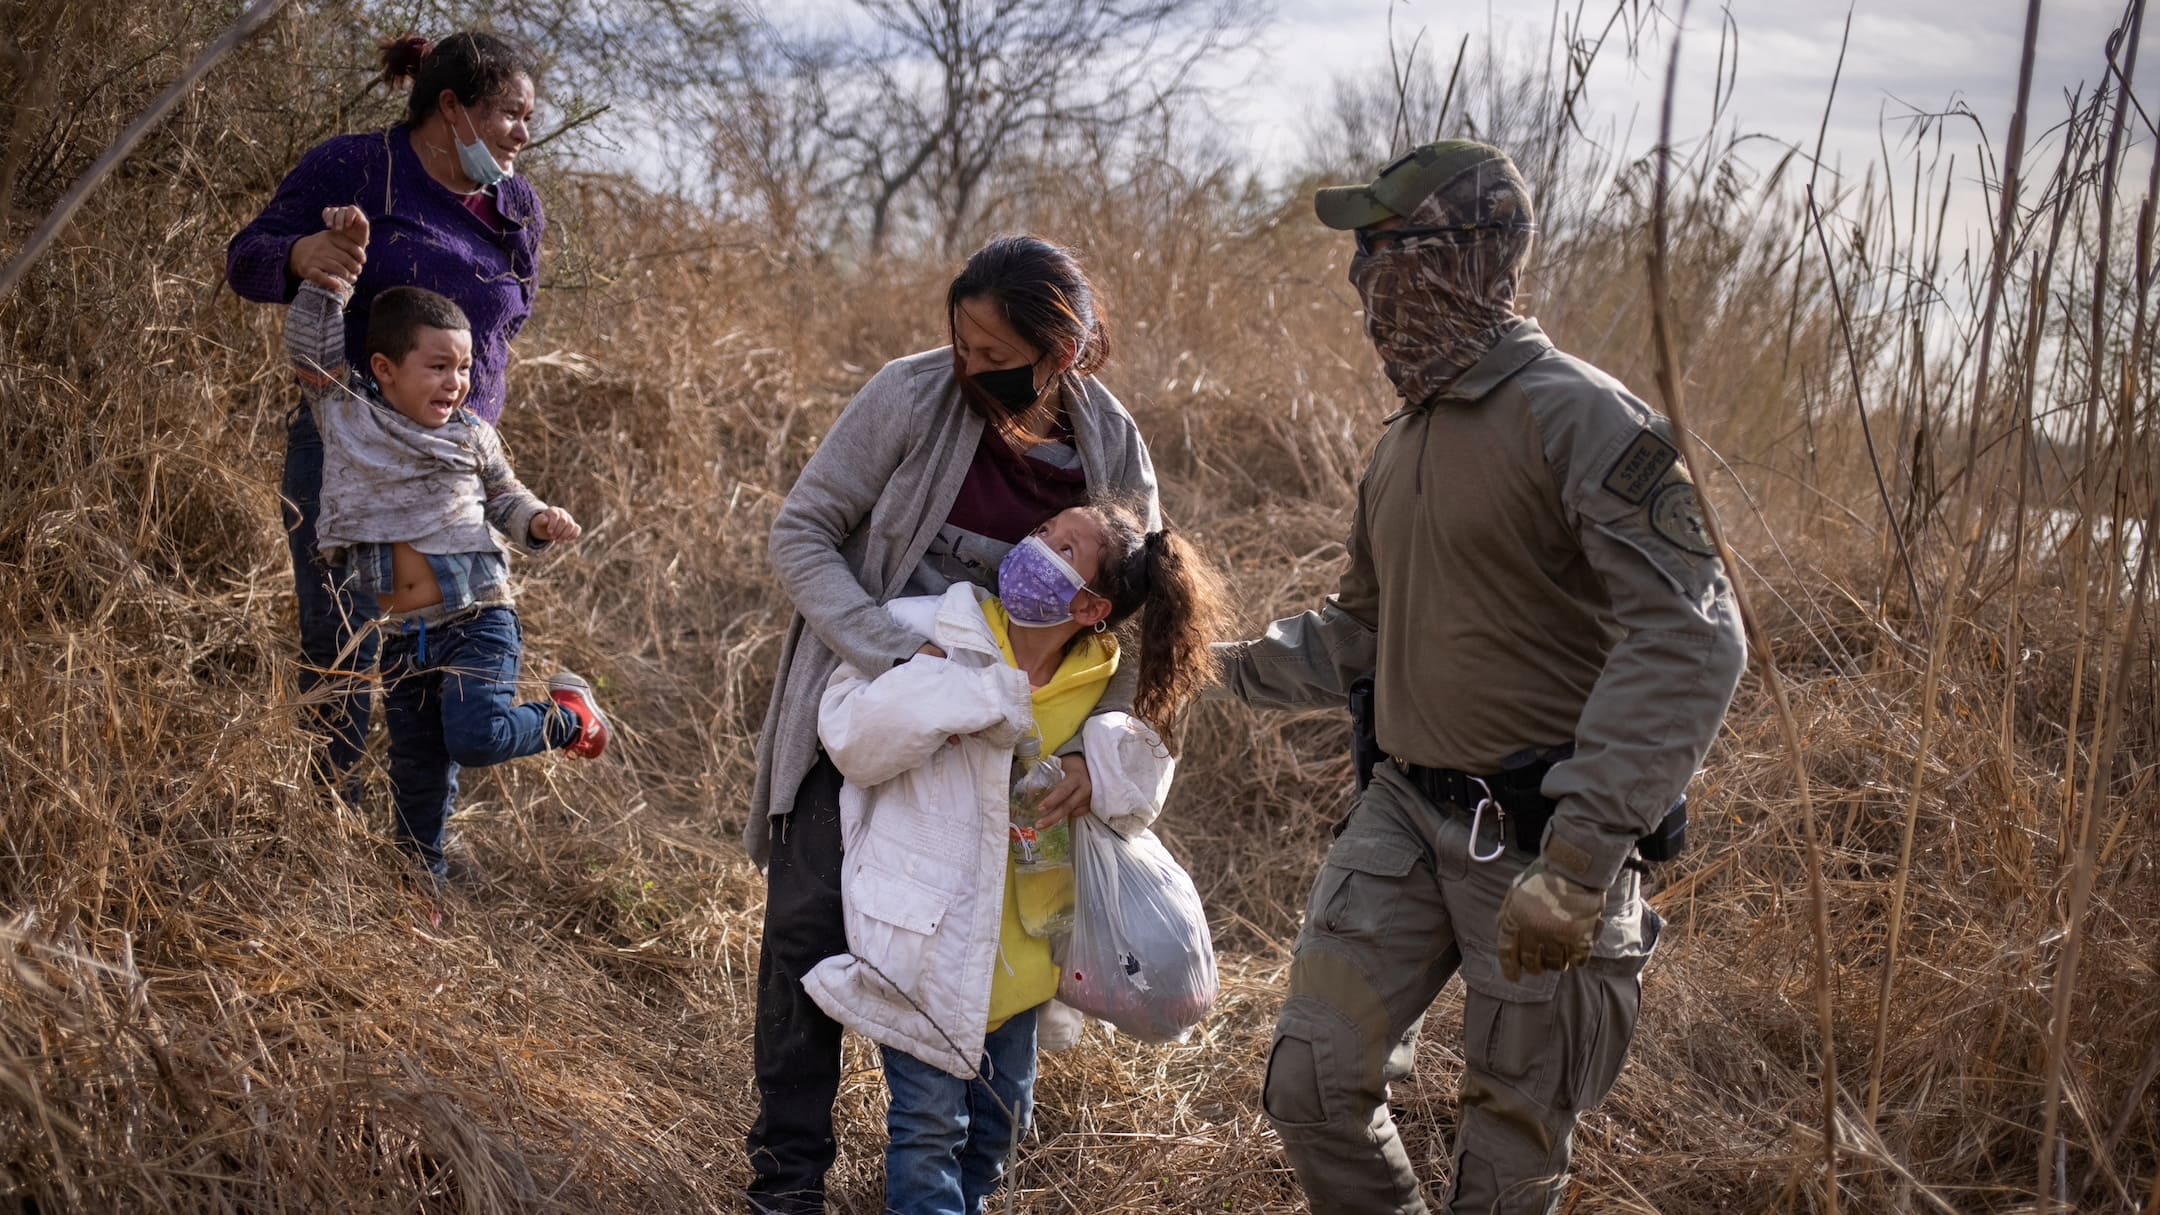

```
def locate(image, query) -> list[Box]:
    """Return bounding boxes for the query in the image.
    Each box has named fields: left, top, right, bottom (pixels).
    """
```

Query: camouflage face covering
left=1347, top=154, right=1536, bottom=407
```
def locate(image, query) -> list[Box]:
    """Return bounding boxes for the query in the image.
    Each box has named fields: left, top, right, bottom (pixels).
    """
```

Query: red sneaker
left=548, top=671, right=610, bottom=758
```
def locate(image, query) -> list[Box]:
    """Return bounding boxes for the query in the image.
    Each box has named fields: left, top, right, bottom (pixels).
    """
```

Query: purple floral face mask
left=998, top=536, right=1089, bottom=627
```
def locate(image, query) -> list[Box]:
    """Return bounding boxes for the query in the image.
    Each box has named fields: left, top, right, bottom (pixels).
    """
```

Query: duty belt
left=1394, top=754, right=1688, bottom=865
left=1395, top=757, right=1557, bottom=859
left=1342, top=679, right=1686, bottom=863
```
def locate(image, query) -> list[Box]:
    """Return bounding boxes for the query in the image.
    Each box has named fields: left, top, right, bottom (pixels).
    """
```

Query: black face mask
left=971, top=364, right=1040, bottom=412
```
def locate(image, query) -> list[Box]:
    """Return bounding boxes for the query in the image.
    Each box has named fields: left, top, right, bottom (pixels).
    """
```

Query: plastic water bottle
left=1010, top=734, right=1075, bottom=937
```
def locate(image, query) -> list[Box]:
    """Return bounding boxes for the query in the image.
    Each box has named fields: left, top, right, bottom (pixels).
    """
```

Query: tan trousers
left=1263, top=763, right=1658, bottom=1215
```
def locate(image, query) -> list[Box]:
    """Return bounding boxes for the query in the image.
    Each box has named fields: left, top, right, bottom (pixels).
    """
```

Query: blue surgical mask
left=451, top=101, right=511, bottom=188
left=998, top=536, right=1089, bottom=627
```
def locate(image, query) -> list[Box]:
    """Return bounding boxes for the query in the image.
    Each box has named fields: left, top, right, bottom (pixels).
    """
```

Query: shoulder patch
left=1649, top=480, right=1716, bottom=557
left=1602, top=429, right=1679, bottom=505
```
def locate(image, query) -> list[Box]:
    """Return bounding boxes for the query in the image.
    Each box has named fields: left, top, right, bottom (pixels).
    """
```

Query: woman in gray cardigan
left=745, top=236, right=1160, bottom=1212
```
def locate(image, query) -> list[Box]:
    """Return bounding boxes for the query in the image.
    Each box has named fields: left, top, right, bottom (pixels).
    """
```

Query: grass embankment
left=2, top=4, right=2154, bottom=1211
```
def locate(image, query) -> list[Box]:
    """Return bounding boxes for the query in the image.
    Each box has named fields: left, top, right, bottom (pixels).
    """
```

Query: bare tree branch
left=716, top=0, right=1261, bottom=253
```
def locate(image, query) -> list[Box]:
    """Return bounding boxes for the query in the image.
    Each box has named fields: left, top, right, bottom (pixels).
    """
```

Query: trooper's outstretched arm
left=1209, top=471, right=1381, bottom=711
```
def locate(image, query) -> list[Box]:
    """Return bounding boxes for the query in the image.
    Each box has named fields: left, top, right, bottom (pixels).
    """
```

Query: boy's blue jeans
left=378, top=605, right=576, bottom=876
left=878, top=1007, right=1038, bottom=1215
left=283, top=406, right=378, bottom=796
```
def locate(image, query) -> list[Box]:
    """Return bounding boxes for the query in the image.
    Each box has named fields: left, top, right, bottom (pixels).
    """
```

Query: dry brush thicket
left=0, top=3, right=2156, bottom=1212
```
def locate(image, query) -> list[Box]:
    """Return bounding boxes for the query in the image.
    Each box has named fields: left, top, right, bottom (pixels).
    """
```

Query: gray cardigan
left=747, top=348, right=1161, bottom=866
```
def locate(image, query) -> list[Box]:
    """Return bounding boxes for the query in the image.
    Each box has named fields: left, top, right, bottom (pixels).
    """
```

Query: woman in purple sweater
left=228, top=32, right=545, bottom=799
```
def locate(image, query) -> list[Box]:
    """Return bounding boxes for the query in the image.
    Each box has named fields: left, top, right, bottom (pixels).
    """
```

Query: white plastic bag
left=1056, top=814, right=1217, bottom=1042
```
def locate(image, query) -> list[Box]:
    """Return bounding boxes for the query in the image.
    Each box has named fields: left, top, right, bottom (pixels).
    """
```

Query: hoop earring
left=1092, top=619, right=1108, bottom=634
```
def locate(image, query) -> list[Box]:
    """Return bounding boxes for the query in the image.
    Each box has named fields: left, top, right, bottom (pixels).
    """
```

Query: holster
left=1637, top=797, right=1689, bottom=862
left=1348, top=675, right=1382, bottom=792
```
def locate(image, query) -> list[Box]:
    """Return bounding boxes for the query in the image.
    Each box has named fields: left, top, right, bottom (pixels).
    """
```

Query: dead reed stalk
left=1644, top=7, right=1842, bottom=1209
left=1, top=2, right=2157, bottom=1211
left=0, top=0, right=292, bottom=302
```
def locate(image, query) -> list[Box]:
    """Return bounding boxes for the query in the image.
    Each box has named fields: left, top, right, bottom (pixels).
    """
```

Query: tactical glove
left=1496, top=859, right=1605, bottom=981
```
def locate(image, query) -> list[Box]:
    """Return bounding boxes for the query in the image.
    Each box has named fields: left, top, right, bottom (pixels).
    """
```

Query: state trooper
left=1210, top=140, right=1748, bottom=1213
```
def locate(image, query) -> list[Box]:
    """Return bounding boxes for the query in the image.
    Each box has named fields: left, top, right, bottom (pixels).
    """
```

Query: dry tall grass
left=1, top=3, right=2156, bottom=1212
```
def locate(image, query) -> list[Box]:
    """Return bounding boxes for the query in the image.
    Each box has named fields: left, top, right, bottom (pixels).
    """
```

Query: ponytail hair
left=377, top=31, right=539, bottom=127
left=378, top=35, right=432, bottom=85
left=1085, top=503, right=1232, bottom=749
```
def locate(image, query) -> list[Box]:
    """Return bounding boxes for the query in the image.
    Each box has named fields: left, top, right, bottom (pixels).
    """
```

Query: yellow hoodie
left=980, top=598, right=1117, bottom=1029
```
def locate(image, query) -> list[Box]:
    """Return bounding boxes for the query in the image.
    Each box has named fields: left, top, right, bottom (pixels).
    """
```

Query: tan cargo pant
left=1263, top=762, right=1658, bottom=1215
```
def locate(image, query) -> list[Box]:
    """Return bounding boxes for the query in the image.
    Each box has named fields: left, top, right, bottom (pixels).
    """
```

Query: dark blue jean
left=282, top=406, right=379, bottom=795
left=379, top=605, right=575, bottom=876
left=878, top=1007, right=1038, bottom=1215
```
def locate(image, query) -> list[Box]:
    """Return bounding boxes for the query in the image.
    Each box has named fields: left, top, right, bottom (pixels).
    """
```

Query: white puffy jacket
left=803, top=583, right=1175, bottom=1078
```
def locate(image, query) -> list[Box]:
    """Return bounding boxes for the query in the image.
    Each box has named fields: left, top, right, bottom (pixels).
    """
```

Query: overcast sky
left=713, top=0, right=2148, bottom=251
left=1228, top=0, right=2143, bottom=241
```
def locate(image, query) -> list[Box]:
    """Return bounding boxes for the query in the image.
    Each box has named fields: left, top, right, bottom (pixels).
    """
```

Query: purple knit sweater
left=226, top=126, right=544, bottom=425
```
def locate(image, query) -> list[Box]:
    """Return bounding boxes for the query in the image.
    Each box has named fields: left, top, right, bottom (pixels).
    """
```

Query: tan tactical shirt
left=1214, top=319, right=1746, bottom=890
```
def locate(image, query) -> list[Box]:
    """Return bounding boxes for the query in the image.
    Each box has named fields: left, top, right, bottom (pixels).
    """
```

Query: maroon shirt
left=948, top=417, right=1089, bottom=542
left=459, top=187, right=505, bottom=232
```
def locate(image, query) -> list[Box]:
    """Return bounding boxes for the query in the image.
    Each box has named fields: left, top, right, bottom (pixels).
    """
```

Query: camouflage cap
left=1314, top=139, right=1535, bottom=232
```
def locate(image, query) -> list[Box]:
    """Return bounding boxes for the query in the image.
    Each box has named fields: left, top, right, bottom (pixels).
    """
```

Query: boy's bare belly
left=376, top=541, right=445, bottom=613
